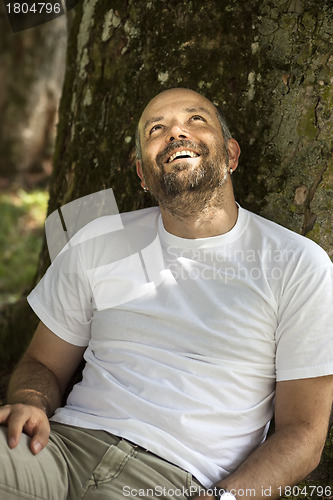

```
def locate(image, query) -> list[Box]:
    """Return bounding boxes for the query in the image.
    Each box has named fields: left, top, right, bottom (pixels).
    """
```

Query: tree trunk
left=0, top=3, right=67, bottom=187
left=1, top=0, right=332, bottom=490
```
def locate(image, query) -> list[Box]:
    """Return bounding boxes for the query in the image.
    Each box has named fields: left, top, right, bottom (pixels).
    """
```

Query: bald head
left=135, top=88, right=232, bottom=160
left=139, top=88, right=216, bottom=129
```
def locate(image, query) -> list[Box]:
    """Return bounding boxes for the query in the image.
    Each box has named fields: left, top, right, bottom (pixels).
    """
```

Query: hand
left=0, top=403, right=50, bottom=454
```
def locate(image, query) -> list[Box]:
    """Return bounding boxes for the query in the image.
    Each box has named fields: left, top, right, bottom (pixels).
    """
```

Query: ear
left=227, top=139, right=241, bottom=172
left=136, top=160, right=146, bottom=188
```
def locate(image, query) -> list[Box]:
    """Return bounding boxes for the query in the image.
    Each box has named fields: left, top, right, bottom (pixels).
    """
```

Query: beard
left=141, top=139, right=230, bottom=219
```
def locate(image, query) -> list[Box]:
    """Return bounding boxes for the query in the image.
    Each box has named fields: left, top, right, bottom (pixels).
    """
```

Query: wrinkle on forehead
left=138, top=88, right=217, bottom=134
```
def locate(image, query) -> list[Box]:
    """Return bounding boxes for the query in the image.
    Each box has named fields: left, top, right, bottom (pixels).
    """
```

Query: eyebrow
left=143, top=116, right=164, bottom=135
left=184, top=106, right=214, bottom=117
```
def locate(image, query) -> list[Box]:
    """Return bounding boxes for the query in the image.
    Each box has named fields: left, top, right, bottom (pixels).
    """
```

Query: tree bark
left=1, top=0, right=332, bottom=491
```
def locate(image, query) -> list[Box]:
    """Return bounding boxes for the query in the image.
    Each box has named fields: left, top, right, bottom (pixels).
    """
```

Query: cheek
left=142, top=142, right=160, bottom=163
left=201, top=128, right=224, bottom=143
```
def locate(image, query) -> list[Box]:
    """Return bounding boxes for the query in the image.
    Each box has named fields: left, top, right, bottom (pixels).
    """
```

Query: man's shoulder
left=70, top=206, right=160, bottom=241
left=120, top=205, right=161, bottom=227
left=243, top=207, right=331, bottom=268
left=66, top=206, right=161, bottom=265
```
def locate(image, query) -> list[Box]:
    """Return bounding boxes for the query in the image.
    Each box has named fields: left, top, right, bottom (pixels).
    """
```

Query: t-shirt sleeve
left=275, top=251, right=333, bottom=381
left=27, top=243, right=92, bottom=347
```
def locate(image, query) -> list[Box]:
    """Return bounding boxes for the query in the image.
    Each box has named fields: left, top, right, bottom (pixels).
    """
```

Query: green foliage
left=0, top=189, right=48, bottom=307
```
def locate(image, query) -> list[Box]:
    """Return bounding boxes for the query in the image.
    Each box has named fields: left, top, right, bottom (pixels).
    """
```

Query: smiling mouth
left=167, top=150, right=200, bottom=163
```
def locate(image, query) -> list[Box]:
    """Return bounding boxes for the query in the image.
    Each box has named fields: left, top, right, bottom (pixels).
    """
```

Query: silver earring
left=143, top=186, right=149, bottom=192
left=229, top=168, right=233, bottom=175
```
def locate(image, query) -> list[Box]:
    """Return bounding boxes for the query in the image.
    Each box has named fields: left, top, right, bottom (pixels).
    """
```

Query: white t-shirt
left=27, top=205, right=333, bottom=488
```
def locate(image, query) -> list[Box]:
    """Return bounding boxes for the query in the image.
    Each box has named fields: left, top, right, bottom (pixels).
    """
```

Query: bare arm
left=0, top=321, right=86, bottom=454
left=193, top=375, right=333, bottom=499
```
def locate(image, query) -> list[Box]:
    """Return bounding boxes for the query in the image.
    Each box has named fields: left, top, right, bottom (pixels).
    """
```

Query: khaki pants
left=0, top=422, right=204, bottom=499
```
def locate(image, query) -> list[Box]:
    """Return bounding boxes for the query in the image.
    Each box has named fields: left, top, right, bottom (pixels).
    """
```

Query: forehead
left=139, top=89, right=218, bottom=133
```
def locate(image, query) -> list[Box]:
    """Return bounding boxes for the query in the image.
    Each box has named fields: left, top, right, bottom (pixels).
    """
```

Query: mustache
left=155, top=140, right=209, bottom=164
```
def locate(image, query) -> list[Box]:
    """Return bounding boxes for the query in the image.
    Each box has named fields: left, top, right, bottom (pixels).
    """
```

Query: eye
left=189, top=115, right=206, bottom=122
left=150, top=124, right=164, bottom=135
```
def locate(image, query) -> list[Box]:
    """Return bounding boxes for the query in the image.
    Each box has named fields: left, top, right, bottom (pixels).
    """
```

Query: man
left=0, top=88, right=332, bottom=500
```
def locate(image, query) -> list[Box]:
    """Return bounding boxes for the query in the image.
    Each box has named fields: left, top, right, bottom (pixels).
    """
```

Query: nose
left=167, top=121, right=188, bottom=142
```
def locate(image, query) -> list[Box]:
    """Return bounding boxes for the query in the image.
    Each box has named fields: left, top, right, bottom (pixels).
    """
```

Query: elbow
left=305, top=436, right=326, bottom=476
left=309, top=455, right=321, bottom=475
left=310, top=444, right=325, bottom=472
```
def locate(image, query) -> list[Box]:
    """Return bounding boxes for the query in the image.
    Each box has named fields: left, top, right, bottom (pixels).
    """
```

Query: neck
left=160, top=185, right=238, bottom=239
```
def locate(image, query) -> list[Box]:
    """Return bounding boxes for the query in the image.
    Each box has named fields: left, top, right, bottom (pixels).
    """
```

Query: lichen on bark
left=235, top=0, right=333, bottom=254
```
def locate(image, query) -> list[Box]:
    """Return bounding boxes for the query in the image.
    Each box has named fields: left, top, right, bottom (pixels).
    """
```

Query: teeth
left=168, top=150, right=199, bottom=163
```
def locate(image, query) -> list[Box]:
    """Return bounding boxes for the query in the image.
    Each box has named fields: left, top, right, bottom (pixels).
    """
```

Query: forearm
left=6, top=355, right=63, bottom=417
left=196, top=426, right=323, bottom=499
